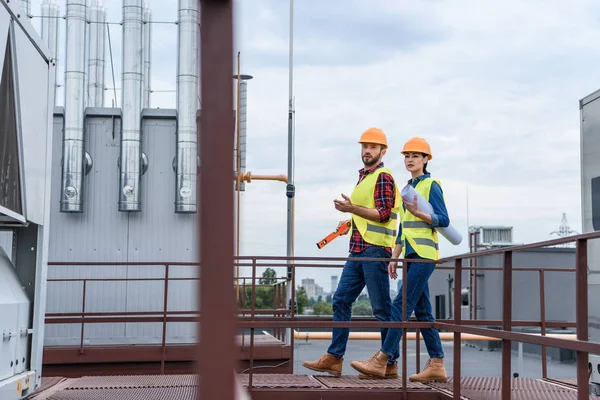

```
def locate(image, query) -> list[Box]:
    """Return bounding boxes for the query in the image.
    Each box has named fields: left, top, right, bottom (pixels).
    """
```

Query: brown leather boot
left=409, top=358, right=448, bottom=382
left=359, top=362, right=398, bottom=379
left=302, top=353, right=343, bottom=377
left=350, top=351, right=389, bottom=378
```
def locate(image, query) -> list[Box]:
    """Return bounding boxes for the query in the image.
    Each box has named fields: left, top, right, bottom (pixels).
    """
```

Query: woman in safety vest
left=349, top=137, right=450, bottom=382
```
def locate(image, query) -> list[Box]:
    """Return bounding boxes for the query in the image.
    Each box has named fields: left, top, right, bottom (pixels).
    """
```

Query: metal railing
left=45, top=231, right=600, bottom=399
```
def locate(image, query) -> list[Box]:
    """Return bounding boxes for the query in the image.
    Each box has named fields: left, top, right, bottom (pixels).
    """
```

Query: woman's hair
left=421, top=153, right=429, bottom=174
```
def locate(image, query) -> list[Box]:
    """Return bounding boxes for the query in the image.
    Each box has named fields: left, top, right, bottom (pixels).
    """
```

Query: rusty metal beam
left=198, top=1, right=235, bottom=400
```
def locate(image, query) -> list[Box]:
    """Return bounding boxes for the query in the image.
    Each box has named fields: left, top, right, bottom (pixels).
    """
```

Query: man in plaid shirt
left=303, top=128, right=401, bottom=378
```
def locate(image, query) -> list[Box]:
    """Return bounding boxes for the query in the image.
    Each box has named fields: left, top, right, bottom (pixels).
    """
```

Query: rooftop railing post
left=197, top=0, right=235, bottom=399
left=502, top=251, right=513, bottom=400
left=402, top=259, right=408, bottom=399
left=576, top=239, right=589, bottom=400
left=454, top=258, right=462, bottom=398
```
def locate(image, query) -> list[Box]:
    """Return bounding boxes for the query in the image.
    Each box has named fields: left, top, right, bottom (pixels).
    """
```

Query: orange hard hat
left=401, top=137, right=432, bottom=160
left=358, top=127, right=388, bottom=148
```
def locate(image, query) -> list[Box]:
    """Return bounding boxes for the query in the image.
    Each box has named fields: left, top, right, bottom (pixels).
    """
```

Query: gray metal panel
left=46, top=113, right=199, bottom=345
left=46, top=114, right=128, bottom=345
left=125, top=116, right=198, bottom=342
left=12, top=23, right=50, bottom=225
left=581, top=93, right=600, bottom=343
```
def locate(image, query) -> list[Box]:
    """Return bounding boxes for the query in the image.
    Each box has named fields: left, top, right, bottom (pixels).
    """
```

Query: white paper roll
left=400, top=184, right=463, bottom=245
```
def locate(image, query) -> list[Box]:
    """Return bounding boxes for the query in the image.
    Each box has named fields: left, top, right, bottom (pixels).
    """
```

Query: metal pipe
left=41, top=0, right=60, bottom=105
left=501, top=251, right=513, bottom=400
left=119, top=0, right=144, bottom=212
left=88, top=0, right=106, bottom=107
left=175, top=0, right=199, bottom=213
left=198, top=0, right=235, bottom=398
left=235, top=53, right=241, bottom=302
left=60, top=0, right=89, bottom=213
left=142, top=0, right=152, bottom=108
left=454, top=258, right=462, bottom=399
left=235, top=172, right=288, bottom=184
left=18, top=0, right=31, bottom=17
left=291, top=330, right=578, bottom=341
left=285, top=0, right=296, bottom=350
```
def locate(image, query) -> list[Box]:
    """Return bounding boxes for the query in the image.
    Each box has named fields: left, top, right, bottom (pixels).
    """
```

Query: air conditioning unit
left=469, top=226, right=514, bottom=247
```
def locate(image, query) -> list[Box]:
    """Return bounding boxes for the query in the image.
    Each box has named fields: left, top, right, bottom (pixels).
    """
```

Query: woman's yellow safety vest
left=401, top=177, right=440, bottom=260
left=349, top=167, right=400, bottom=249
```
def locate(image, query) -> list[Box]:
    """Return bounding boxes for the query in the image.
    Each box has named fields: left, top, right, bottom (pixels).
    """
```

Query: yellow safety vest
left=349, top=167, right=400, bottom=248
left=401, top=177, right=440, bottom=260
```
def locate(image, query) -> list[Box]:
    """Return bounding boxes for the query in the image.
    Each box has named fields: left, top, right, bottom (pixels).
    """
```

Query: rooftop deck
left=27, top=374, right=591, bottom=400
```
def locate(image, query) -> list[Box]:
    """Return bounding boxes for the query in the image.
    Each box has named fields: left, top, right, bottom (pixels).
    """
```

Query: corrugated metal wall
left=45, top=108, right=198, bottom=346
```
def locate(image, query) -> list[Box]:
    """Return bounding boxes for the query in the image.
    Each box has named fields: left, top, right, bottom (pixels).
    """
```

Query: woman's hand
left=403, top=195, right=419, bottom=217
left=388, top=261, right=398, bottom=279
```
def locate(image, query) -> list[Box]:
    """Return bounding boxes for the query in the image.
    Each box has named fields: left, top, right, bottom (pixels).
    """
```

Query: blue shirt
left=396, top=173, right=450, bottom=257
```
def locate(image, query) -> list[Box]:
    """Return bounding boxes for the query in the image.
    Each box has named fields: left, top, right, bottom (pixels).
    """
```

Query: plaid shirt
left=349, top=162, right=396, bottom=254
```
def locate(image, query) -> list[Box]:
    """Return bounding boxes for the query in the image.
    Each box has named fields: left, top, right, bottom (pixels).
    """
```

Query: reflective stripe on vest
left=401, top=177, right=441, bottom=260
left=349, top=166, right=400, bottom=249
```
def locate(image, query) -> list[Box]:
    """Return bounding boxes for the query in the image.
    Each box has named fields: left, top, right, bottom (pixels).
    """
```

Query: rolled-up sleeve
left=429, top=182, right=450, bottom=228
left=374, top=172, right=395, bottom=223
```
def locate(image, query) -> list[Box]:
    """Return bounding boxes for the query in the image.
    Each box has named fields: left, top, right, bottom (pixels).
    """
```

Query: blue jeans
left=381, top=254, right=444, bottom=363
left=327, top=246, right=397, bottom=362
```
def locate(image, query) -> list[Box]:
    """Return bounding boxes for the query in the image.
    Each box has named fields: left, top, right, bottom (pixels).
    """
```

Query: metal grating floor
left=314, top=375, right=430, bottom=390
left=28, top=374, right=591, bottom=400
left=429, top=377, right=592, bottom=400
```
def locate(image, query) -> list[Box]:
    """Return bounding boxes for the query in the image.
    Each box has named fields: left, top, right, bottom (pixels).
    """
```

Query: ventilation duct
left=41, top=0, right=60, bottom=105
left=142, top=0, right=152, bottom=108
left=119, top=0, right=144, bottom=212
left=60, top=0, right=91, bottom=213
left=174, top=0, right=199, bottom=213
left=87, top=0, right=106, bottom=107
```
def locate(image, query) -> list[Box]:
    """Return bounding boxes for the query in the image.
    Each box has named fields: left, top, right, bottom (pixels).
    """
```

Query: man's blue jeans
left=381, top=254, right=444, bottom=363
left=327, top=246, right=397, bottom=362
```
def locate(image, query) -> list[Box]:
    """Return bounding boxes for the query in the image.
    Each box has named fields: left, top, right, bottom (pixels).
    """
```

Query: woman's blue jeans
left=381, top=254, right=444, bottom=362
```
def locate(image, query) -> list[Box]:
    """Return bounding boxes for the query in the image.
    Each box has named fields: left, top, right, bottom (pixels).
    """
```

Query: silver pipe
left=60, top=0, right=88, bottom=213
left=119, top=0, right=144, bottom=212
left=142, top=1, right=152, bottom=108
left=41, top=0, right=60, bottom=105
left=286, top=0, right=295, bottom=343
left=238, top=79, right=249, bottom=191
left=87, top=0, right=106, bottom=107
left=18, top=0, right=31, bottom=17
left=175, top=0, right=199, bottom=213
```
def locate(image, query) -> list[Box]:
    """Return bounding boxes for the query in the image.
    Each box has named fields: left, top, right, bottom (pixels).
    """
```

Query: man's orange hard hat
left=358, top=127, right=388, bottom=148
left=401, top=137, right=432, bottom=160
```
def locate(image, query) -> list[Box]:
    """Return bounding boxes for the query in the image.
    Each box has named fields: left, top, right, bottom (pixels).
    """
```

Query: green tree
left=317, top=295, right=323, bottom=303
left=243, top=286, right=274, bottom=309
left=259, top=268, right=277, bottom=285
left=313, top=301, right=333, bottom=315
left=352, top=299, right=372, bottom=316
left=295, top=286, right=309, bottom=315
left=326, top=294, right=333, bottom=304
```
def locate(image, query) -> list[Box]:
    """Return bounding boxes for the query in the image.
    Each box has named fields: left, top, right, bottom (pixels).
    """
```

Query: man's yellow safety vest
left=401, top=177, right=440, bottom=260
left=349, top=167, right=400, bottom=249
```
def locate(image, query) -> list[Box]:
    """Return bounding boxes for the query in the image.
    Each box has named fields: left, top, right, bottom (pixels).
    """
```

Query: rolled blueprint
left=400, top=184, right=463, bottom=245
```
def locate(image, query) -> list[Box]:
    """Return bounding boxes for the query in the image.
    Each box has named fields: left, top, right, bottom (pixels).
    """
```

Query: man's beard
left=363, top=152, right=381, bottom=167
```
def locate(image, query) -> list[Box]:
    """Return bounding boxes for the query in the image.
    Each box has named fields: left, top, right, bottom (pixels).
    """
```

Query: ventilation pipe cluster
left=119, top=0, right=145, bottom=212
left=41, top=0, right=60, bottom=105
left=88, top=0, right=106, bottom=108
left=60, top=0, right=92, bottom=213
left=174, top=0, right=199, bottom=213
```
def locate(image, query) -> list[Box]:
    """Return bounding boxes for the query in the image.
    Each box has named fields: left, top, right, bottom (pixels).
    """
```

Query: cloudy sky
left=27, top=0, right=600, bottom=291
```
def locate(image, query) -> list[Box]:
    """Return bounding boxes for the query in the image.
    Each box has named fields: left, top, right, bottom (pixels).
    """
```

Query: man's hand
left=402, top=195, right=419, bottom=217
left=388, top=261, right=398, bottom=280
left=333, top=194, right=354, bottom=213
left=337, top=220, right=350, bottom=235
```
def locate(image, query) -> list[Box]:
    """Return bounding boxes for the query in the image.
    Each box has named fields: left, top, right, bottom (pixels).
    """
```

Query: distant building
left=331, top=275, right=338, bottom=294
left=301, top=278, right=325, bottom=301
